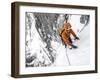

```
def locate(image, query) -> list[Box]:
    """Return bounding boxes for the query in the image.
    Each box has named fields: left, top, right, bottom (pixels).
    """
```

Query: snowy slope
left=53, top=15, right=90, bottom=66
left=67, top=23, right=90, bottom=66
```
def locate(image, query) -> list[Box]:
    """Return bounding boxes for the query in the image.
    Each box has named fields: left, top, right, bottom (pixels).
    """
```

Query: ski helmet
left=65, top=14, right=69, bottom=20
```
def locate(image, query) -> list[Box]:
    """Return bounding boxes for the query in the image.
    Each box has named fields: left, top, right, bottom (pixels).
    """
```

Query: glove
left=75, top=36, right=80, bottom=40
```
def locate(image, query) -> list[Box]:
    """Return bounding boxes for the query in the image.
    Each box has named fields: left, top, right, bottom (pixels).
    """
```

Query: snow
left=53, top=15, right=90, bottom=66
left=53, top=44, right=70, bottom=66
left=26, top=13, right=52, bottom=66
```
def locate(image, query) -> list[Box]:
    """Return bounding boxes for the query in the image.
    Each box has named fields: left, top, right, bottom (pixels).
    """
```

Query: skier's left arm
left=68, top=23, right=79, bottom=40
left=70, top=29, right=80, bottom=40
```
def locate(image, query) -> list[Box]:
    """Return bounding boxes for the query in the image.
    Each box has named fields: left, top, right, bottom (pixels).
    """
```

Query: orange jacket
left=61, top=21, right=76, bottom=46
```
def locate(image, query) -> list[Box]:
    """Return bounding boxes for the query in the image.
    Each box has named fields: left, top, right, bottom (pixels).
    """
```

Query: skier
left=60, top=15, right=79, bottom=49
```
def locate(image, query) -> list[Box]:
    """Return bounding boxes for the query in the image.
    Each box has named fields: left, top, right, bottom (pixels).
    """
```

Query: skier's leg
left=69, top=37, right=78, bottom=49
left=69, top=37, right=72, bottom=44
left=65, top=38, right=77, bottom=49
left=61, top=36, right=77, bottom=49
left=64, top=38, right=73, bottom=49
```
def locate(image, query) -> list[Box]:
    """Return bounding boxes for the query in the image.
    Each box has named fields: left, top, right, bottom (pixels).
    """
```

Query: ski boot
left=71, top=44, right=78, bottom=49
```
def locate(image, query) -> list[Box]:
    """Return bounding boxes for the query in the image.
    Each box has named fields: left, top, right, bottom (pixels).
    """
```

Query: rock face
left=25, top=12, right=90, bottom=67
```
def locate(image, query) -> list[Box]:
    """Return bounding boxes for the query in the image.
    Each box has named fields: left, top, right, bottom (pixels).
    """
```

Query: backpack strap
left=60, top=29, right=65, bottom=36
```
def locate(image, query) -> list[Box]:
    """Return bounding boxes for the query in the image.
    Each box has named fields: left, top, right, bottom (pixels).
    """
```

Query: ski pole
left=65, top=47, right=71, bottom=66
